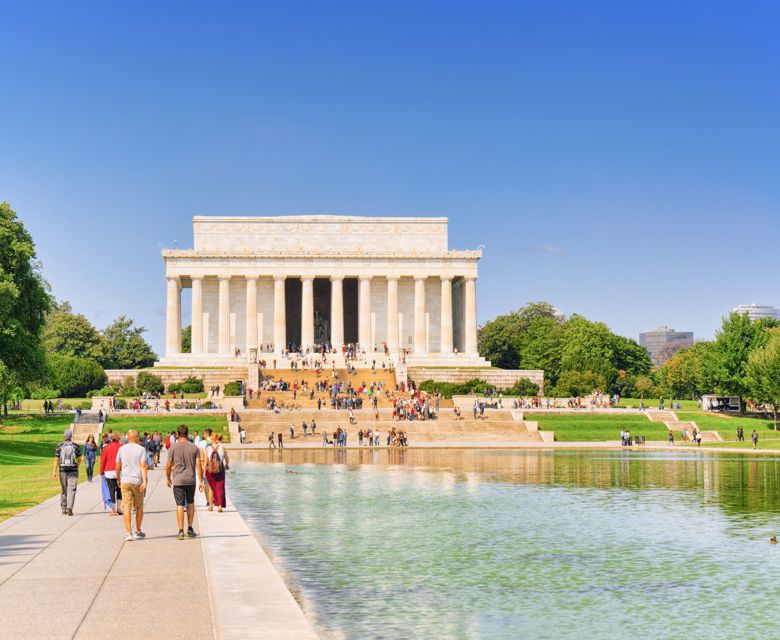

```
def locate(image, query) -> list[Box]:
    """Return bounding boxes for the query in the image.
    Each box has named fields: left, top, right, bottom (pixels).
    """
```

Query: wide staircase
left=646, top=410, right=722, bottom=443
left=234, top=409, right=546, bottom=444
left=246, top=367, right=400, bottom=409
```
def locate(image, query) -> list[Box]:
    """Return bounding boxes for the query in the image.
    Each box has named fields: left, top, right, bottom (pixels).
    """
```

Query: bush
left=87, top=386, right=117, bottom=397
left=136, top=371, right=164, bottom=394
left=120, top=379, right=138, bottom=396
left=47, top=354, right=107, bottom=397
left=116, top=398, right=128, bottom=410
left=417, top=379, right=496, bottom=399
left=181, top=376, right=204, bottom=393
left=223, top=381, right=242, bottom=396
left=552, top=370, right=608, bottom=397
left=504, top=378, right=540, bottom=397
left=30, top=388, right=61, bottom=400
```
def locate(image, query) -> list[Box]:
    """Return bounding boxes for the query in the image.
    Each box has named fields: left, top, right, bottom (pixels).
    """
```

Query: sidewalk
left=0, top=459, right=319, bottom=640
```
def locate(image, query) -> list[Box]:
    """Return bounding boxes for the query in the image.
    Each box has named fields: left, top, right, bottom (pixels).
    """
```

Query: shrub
left=168, top=383, right=180, bottom=393
left=47, top=354, right=107, bottom=397
left=223, top=381, right=242, bottom=396
left=116, top=398, right=128, bottom=409
left=87, top=386, right=117, bottom=397
left=136, top=371, right=164, bottom=394
left=121, top=379, right=138, bottom=396
left=180, top=376, right=204, bottom=393
left=504, top=378, right=540, bottom=397
left=417, top=379, right=496, bottom=399
left=30, top=388, right=61, bottom=400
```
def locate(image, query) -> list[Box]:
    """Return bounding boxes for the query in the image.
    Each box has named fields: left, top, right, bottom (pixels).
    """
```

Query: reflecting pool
left=228, top=449, right=780, bottom=639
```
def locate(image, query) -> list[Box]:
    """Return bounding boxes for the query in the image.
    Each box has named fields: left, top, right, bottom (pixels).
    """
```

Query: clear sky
left=1, top=1, right=778, bottom=355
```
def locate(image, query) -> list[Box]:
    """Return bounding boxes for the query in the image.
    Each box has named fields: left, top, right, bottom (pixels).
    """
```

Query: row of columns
left=166, top=275, right=478, bottom=356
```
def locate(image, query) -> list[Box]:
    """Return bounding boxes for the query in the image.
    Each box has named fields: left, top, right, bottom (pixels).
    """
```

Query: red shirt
left=100, top=441, right=121, bottom=475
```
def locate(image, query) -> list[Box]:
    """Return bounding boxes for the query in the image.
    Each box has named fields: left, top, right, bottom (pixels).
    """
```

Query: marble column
left=358, top=276, right=372, bottom=351
left=218, top=276, right=231, bottom=354
left=301, top=276, right=314, bottom=351
left=246, top=277, right=258, bottom=352
left=165, top=276, right=181, bottom=355
left=464, top=276, right=478, bottom=355
left=386, top=276, right=399, bottom=352
left=191, top=276, right=203, bottom=354
left=414, top=276, right=427, bottom=354
left=440, top=276, right=453, bottom=354
left=330, top=276, right=344, bottom=349
left=273, top=276, right=286, bottom=352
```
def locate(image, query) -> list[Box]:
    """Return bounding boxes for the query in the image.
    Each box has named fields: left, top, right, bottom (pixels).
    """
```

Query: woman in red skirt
left=205, top=433, right=229, bottom=512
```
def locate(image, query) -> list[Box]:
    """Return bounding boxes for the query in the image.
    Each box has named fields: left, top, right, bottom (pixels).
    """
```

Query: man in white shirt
left=116, top=430, right=148, bottom=541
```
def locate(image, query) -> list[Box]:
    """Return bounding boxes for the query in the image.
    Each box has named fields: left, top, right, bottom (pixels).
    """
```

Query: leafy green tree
left=136, top=371, right=164, bottom=394
left=98, top=316, right=158, bottom=369
left=43, top=310, right=104, bottom=359
left=181, top=324, right=192, bottom=353
left=553, top=370, right=608, bottom=397
left=634, top=375, right=656, bottom=400
left=0, top=360, right=21, bottom=419
left=559, top=316, right=620, bottom=383
left=0, top=202, right=51, bottom=383
left=46, top=354, right=107, bottom=397
left=711, top=312, right=776, bottom=397
left=746, top=329, right=780, bottom=430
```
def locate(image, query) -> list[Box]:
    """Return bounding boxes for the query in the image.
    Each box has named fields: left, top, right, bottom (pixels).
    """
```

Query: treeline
left=0, top=202, right=157, bottom=408
left=478, top=302, right=652, bottom=397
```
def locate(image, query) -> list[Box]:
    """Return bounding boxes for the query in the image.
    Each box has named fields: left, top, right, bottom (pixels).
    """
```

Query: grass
left=11, top=398, right=91, bottom=412
left=0, top=440, right=61, bottom=521
left=526, top=413, right=669, bottom=442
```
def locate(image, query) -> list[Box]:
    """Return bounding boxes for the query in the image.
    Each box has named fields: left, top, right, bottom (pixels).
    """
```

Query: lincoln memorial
left=157, top=215, right=491, bottom=370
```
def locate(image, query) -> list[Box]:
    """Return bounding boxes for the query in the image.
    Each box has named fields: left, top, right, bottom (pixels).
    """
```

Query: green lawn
left=11, top=398, right=91, bottom=412
left=674, top=411, right=780, bottom=445
left=0, top=440, right=61, bottom=521
left=526, top=413, right=669, bottom=442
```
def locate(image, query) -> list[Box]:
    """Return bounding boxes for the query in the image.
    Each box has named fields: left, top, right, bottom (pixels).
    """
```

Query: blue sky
left=1, top=0, right=778, bottom=355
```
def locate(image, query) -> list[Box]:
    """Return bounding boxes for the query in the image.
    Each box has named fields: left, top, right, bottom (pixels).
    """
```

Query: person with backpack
left=53, top=429, right=81, bottom=515
left=205, top=433, right=228, bottom=512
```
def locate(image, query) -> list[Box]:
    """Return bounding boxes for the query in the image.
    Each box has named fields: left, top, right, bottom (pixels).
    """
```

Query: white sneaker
left=124, top=533, right=134, bottom=541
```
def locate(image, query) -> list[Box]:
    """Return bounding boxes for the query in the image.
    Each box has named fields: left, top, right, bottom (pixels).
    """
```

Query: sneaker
left=62, top=509, right=67, bottom=515
left=134, top=531, right=146, bottom=539
left=66, top=509, right=74, bottom=516
left=124, top=533, right=134, bottom=541
left=177, top=529, right=185, bottom=540
left=186, top=527, right=197, bottom=538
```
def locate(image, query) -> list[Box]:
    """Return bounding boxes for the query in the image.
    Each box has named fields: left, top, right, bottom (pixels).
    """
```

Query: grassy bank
left=526, top=413, right=668, bottom=442
left=0, top=440, right=61, bottom=521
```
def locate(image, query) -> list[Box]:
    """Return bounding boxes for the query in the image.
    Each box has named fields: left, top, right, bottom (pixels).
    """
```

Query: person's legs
left=135, top=506, right=144, bottom=532
left=176, top=506, right=185, bottom=530
left=66, top=472, right=78, bottom=512
left=187, top=503, right=196, bottom=528
left=121, top=484, right=134, bottom=533
left=59, top=471, right=68, bottom=512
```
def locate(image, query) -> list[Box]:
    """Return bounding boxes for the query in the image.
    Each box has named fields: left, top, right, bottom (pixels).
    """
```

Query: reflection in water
left=230, top=449, right=780, bottom=640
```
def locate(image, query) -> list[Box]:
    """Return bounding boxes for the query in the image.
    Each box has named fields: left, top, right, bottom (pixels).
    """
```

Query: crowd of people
left=52, top=425, right=229, bottom=540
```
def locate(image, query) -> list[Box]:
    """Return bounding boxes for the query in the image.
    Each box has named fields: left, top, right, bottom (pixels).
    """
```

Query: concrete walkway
left=0, top=459, right=319, bottom=640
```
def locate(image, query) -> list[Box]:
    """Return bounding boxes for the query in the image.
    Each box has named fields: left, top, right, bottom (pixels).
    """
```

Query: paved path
left=0, top=458, right=319, bottom=640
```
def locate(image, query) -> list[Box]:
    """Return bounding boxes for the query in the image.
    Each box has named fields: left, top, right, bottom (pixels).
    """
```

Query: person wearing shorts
left=115, top=430, right=148, bottom=541
left=166, top=424, right=203, bottom=540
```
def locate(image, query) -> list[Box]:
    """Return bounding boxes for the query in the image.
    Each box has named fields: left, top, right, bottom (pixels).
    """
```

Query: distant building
left=639, top=326, right=694, bottom=365
left=731, top=304, right=780, bottom=322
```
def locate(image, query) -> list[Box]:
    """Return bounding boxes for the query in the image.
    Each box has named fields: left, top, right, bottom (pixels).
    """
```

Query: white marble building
left=158, top=215, right=487, bottom=368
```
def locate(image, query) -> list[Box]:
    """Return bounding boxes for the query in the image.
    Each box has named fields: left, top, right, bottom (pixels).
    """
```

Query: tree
left=0, top=202, right=51, bottom=383
left=0, top=360, right=21, bottom=419
left=634, top=375, right=656, bottom=399
left=136, top=371, right=164, bottom=394
left=553, top=370, right=607, bottom=397
left=746, top=330, right=780, bottom=430
left=657, top=341, right=718, bottom=399
left=47, top=354, right=107, bottom=397
left=181, top=325, right=192, bottom=353
left=711, top=312, right=775, bottom=397
left=98, top=316, right=158, bottom=369
left=43, top=310, right=104, bottom=359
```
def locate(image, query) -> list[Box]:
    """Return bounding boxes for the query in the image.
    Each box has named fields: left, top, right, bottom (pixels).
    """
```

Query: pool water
left=228, top=449, right=780, bottom=639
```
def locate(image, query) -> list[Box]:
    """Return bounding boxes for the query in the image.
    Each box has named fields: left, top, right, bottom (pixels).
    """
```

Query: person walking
left=268, top=431, right=276, bottom=448
left=100, top=432, right=123, bottom=515
left=53, top=429, right=81, bottom=516
left=752, top=429, right=759, bottom=450
left=278, top=431, right=284, bottom=448
left=83, top=434, right=99, bottom=482
left=115, top=430, right=148, bottom=541
left=166, top=424, right=204, bottom=540
left=205, top=434, right=229, bottom=513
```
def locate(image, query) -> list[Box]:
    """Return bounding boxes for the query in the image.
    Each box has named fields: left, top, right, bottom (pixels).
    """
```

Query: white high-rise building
left=732, top=304, right=780, bottom=322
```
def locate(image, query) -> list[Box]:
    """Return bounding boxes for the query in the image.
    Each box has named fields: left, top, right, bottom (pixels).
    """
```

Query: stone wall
left=408, top=367, right=544, bottom=391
